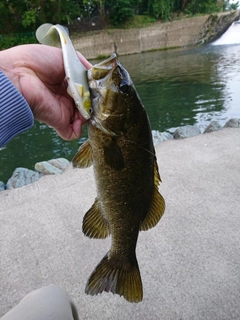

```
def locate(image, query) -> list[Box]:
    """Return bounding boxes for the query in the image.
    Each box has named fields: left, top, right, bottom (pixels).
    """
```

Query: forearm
left=0, top=70, right=34, bottom=147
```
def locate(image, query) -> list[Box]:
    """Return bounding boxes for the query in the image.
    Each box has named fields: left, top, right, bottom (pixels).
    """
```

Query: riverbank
left=1, top=118, right=239, bottom=191
left=71, top=11, right=239, bottom=59
left=1, top=127, right=240, bottom=319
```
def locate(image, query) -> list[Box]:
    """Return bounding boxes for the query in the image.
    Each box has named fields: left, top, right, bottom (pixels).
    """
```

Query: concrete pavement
left=0, top=128, right=240, bottom=319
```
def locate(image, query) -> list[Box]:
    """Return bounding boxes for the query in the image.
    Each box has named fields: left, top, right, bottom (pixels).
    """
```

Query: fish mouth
left=88, top=54, right=117, bottom=82
left=87, top=53, right=117, bottom=105
left=87, top=54, right=118, bottom=136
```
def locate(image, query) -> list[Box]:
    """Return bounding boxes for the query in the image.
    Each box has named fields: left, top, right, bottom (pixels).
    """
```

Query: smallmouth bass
left=73, top=54, right=165, bottom=303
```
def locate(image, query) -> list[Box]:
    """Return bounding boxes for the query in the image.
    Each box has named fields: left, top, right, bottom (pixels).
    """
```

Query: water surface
left=1, top=42, right=240, bottom=183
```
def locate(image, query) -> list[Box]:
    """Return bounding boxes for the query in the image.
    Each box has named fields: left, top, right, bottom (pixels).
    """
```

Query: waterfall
left=212, top=20, right=240, bottom=45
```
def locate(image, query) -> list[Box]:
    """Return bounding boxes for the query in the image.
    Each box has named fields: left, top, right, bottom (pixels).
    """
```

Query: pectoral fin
left=72, top=140, right=93, bottom=168
left=83, top=199, right=110, bottom=238
left=140, top=158, right=165, bottom=231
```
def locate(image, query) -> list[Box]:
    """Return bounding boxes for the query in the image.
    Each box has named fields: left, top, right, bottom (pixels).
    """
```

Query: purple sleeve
left=0, top=70, right=34, bottom=147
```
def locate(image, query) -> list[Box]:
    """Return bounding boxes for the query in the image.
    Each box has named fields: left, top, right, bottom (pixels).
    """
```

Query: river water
left=1, top=27, right=240, bottom=183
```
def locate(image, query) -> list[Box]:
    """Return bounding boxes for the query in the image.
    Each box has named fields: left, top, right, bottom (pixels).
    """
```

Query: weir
left=213, top=19, right=240, bottom=45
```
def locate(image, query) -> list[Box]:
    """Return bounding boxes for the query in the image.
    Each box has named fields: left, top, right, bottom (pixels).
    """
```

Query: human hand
left=0, top=44, right=92, bottom=140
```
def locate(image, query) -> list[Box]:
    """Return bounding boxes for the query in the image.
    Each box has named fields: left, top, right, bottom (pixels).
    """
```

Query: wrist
left=0, top=70, right=34, bottom=146
left=0, top=50, right=23, bottom=96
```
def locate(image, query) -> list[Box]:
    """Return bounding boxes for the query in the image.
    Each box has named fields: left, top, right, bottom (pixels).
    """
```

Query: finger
left=56, top=116, right=85, bottom=141
left=55, top=125, right=79, bottom=141
left=73, top=108, right=87, bottom=126
left=77, top=51, right=92, bottom=70
left=72, top=118, right=83, bottom=139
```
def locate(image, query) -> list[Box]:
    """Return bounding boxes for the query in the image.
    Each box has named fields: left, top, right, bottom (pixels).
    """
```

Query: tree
left=0, top=0, right=236, bottom=35
left=0, top=0, right=28, bottom=32
left=223, top=0, right=239, bottom=10
left=148, top=0, right=172, bottom=20
left=184, top=0, right=221, bottom=14
left=108, top=0, right=134, bottom=26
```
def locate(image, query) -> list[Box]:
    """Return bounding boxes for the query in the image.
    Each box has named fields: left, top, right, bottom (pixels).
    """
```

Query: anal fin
left=83, top=199, right=110, bottom=239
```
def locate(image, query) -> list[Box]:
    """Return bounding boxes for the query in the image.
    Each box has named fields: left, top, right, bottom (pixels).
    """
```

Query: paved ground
left=0, top=128, right=240, bottom=320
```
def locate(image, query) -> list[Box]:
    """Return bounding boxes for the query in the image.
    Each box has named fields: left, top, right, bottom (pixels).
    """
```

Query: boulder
left=224, top=118, right=240, bottom=128
left=6, top=168, right=42, bottom=190
left=48, top=158, right=70, bottom=170
left=35, top=161, right=63, bottom=175
left=35, top=158, right=70, bottom=175
left=203, top=121, right=222, bottom=133
left=173, top=125, right=201, bottom=139
left=0, top=181, right=5, bottom=191
left=152, top=130, right=173, bottom=146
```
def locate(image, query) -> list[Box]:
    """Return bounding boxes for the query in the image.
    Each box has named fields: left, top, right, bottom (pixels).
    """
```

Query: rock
left=224, top=118, right=240, bottom=128
left=203, top=121, right=222, bottom=133
left=198, top=11, right=239, bottom=44
left=4, top=158, right=70, bottom=191
left=6, top=168, right=42, bottom=190
left=0, top=181, right=5, bottom=191
left=173, top=125, right=201, bottom=139
left=35, top=158, right=70, bottom=175
left=152, top=130, right=173, bottom=146
left=48, top=158, right=70, bottom=170
left=35, top=161, right=62, bottom=175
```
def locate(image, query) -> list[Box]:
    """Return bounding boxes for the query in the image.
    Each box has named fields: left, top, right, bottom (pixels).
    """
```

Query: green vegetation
left=0, top=0, right=238, bottom=49
left=123, top=15, right=157, bottom=28
left=0, top=33, right=37, bottom=50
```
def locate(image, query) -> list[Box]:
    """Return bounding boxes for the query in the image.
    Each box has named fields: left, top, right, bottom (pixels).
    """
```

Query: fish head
left=88, top=54, right=140, bottom=136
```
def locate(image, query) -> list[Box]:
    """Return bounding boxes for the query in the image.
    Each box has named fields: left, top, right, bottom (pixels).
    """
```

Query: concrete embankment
left=72, top=11, right=239, bottom=59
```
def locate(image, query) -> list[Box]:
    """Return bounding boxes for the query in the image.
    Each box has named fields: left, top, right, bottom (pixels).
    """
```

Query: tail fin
left=85, top=253, right=143, bottom=303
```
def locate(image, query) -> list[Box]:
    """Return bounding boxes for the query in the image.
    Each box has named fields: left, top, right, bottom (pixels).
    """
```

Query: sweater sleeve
left=0, top=70, right=34, bottom=148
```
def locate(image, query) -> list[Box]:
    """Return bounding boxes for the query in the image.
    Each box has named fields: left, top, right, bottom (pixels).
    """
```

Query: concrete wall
left=71, top=11, right=239, bottom=60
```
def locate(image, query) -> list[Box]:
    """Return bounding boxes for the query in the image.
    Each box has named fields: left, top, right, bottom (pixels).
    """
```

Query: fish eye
left=119, top=80, right=129, bottom=93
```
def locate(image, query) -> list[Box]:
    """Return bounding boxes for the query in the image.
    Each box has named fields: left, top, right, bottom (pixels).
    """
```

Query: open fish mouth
left=36, top=23, right=92, bottom=120
left=87, top=54, right=120, bottom=136
left=88, top=54, right=117, bottom=103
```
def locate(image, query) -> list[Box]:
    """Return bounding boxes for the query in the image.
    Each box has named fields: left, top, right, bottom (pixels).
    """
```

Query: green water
left=1, top=44, right=240, bottom=183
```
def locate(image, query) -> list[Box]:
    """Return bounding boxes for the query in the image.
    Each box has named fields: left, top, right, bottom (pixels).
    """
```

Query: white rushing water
left=213, top=20, right=240, bottom=45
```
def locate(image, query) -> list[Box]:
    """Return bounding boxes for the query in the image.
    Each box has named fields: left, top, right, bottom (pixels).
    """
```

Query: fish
left=72, top=54, right=165, bottom=303
left=35, top=23, right=165, bottom=302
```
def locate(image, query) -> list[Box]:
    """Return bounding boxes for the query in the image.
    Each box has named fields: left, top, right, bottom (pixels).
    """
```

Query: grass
left=119, top=15, right=157, bottom=29
left=96, top=54, right=109, bottom=60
